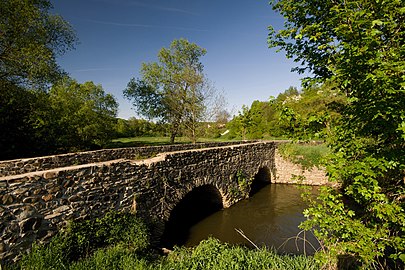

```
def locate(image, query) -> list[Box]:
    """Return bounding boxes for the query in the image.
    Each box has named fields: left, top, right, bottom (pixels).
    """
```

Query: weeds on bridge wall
left=228, top=170, right=252, bottom=198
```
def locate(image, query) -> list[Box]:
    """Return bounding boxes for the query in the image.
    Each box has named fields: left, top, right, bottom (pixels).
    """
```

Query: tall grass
left=8, top=212, right=319, bottom=270
left=159, top=238, right=319, bottom=270
left=278, top=142, right=329, bottom=170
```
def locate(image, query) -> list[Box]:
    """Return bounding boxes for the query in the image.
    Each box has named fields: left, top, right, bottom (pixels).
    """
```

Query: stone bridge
left=0, top=141, right=327, bottom=263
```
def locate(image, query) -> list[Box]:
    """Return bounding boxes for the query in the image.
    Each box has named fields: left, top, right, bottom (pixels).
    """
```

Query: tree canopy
left=226, top=83, right=344, bottom=140
left=0, top=0, right=77, bottom=87
left=124, top=39, right=210, bottom=143
left=48, top=78, right=118, bottom=151
left=269, top=0, right=405, bottom=268
left=0, top=0, right=121, bottom=160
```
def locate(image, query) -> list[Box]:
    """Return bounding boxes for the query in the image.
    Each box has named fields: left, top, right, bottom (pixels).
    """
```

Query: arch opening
left=160, top=184, right=223, bottom=248
left=249, top=167, right=271, bottom=197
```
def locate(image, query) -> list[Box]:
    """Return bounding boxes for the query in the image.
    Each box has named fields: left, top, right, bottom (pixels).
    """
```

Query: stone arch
left=160, top=184, right=224, bottom=248
left=249, top=166, right=271, bottom=197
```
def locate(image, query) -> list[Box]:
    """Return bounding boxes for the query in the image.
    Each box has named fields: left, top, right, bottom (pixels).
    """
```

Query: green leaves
left=49, top=77, right=118, bottom=151
left=0, top=0, right=77, bottom=87
left=269, top=0, right=405, bottom=267
left=125, top=39, right=210, bottom=143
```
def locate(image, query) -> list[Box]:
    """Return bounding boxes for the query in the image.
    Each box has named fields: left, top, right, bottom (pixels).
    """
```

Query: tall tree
left=124, top=39, right=208, bottom=143
left=0, top=0, right=76, bottom=87
left=269, top=0, right=405, bottom=268
left=0, top=0, right=77, bottom=159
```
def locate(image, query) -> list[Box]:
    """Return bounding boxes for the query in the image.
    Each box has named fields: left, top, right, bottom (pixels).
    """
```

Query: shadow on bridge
left=160, top=167, right=272, bottom=249
left=160, top=184, right=224, bottom=248
left=249, top=167, right=272, bottom=197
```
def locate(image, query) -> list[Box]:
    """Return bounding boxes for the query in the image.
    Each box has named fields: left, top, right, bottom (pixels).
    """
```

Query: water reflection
left=185, top=184, right=320, bottom=255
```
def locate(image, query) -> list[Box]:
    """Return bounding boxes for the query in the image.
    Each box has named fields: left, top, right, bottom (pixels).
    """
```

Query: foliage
left=11, top=211, right=318, bottom=270
left=277, top=84, right=346, bottom=140
left=0, top=0, right=79, bottom=160
left=227, top=83, right=345, bottom=140
left=269, top=0, right=405, bottom=268
left=0, top=77, right=118, bottom=160
left=46, top=78, right=118, bottom=152
left=0, top=80, right=49, bottom=159
left=124, top=39, right=213, bottom=144
left=160, top=238, right=319, bottom=270
left=68, top=245, right=151, bottom=270
left=114, top=117, right=166, bottom=138
left=236, top=170, right=251, bottom=195
left=278, top=143, right=329, bottom=170
left=14, top=236, right=319, bottom=270
left=16, top=211, right=150, bottom=270
left=0, top=0, right=77, bottom=87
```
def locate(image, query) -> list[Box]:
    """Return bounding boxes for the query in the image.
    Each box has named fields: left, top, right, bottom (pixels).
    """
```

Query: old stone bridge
left=0, top=141, right=327, bottom=262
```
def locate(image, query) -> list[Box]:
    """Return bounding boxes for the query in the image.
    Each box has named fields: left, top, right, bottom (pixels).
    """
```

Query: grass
left=6, top=211, right=320, bottom=270
left=107, top=135, right=289, bottom=149
left=159, top=238, right=319, bottom=270
left=278, top=142, right=330, bottom=170
left=106, top=136, right=233, bottom=148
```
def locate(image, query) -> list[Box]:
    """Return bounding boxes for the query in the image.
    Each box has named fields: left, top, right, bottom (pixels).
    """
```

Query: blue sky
left=52, top=0, right=303, bottom=119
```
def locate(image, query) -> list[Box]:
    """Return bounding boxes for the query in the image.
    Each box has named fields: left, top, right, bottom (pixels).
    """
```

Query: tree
left=0, top=0, right=77, bottom=160
left=124, top=39, right=209, bottom=144
left=277, top=84, right=345, bottom=139
left=0, top=80, right=50, bottom=159
left=49, top=78, right=118, bottom=151
left=269, top=0, right=405, bottom=268
left=0, top=0, right=77, bottom=87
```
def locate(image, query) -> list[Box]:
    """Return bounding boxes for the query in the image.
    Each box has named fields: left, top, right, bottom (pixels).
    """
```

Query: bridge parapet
left=0, top=141, right=251, bottom=177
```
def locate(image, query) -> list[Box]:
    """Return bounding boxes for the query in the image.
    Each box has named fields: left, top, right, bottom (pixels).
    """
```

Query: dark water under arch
left=185, top=184, right=320, bottom=255
left=160, top=184, right=224, bottom=248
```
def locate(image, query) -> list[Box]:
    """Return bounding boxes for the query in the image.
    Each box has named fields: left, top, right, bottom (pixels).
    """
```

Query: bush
left=17, top=211, right=149, bottom=270
left=14, top=213, right=318, bottom=270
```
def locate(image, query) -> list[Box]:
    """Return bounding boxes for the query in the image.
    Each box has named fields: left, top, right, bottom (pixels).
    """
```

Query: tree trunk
left=170, top=122, right=179, bottom=144
left=170, top=132, right=176, bottom=144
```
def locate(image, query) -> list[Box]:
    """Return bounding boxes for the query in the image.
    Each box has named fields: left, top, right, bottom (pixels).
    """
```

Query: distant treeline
left=226, top=83, right=346, bottom=141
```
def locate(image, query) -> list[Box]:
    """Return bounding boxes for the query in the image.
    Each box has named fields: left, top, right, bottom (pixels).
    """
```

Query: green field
left=107, top=136, right=290, bottom=149
left=106, top=136, right=231, bottom=148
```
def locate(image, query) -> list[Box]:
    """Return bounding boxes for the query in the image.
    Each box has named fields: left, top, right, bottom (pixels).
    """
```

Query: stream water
left=184, top=184, right=320, bottom=255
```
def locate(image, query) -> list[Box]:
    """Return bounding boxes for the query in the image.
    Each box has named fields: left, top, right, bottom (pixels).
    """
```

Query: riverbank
left=4, top=211, right=320, bottom=270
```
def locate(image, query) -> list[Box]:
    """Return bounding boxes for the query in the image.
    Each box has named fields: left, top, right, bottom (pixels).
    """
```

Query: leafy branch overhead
left=269, top=0, right=405, bottom=268
left=0, top=0, right=77, bottom=87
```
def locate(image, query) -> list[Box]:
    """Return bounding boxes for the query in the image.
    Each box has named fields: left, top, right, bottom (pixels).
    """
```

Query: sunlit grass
left=107, top=136, right=235, bottom=148
left=9, top=212, right=320, bottom=270
left=107, top=135, right=290, bottom=149
left=278, top=142, right=330, bottom=169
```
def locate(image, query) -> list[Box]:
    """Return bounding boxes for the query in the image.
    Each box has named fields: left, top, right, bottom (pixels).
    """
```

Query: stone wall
left=273, top=149, right=329, bottom=185
left=0, top=141, right=251, bottom=177
left=0, top=141, right=275, bottom=263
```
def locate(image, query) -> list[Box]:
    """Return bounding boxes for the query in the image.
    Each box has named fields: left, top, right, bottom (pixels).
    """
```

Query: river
left=184, top=184, right=320, bottom=255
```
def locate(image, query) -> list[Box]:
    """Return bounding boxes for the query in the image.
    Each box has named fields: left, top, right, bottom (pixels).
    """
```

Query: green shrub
left=18, top=236, right=68, bottom=270
left=16, top=211, right=149, bottom=270
left=60, top=211, right=149, bottom=261
left=14, top=213, right=318, bottom=270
